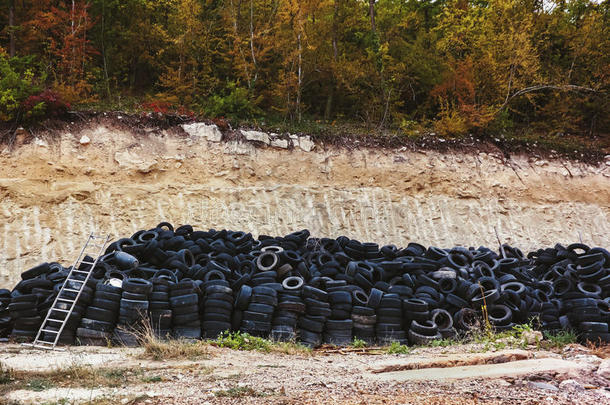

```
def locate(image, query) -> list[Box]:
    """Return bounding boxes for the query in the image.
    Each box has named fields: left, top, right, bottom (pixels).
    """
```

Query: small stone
left=79, top=135, right=91, bottom=145
left=34, top=138, right=48, bottom=147
left=270, top=138, right=289, bottom=149
left=596, top=359, right=610, bottom=380
left=558, top=379, right=584, bottom=391
left=241, top=130, right=270, bottom=145
left=182, top=122, right=223, bottom=142
left=528, top=382, right=558, bottom=391
left=523, top=330, right=543, bottom=345
left=298, top=136, right=315, bottom=152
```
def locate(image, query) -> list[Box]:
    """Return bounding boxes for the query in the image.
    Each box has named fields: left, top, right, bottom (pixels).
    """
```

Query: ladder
left=31, top=233, right=111, bottom=350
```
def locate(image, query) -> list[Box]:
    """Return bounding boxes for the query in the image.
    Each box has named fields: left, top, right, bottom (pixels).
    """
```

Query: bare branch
left=499, top=84, right=601, bottom=111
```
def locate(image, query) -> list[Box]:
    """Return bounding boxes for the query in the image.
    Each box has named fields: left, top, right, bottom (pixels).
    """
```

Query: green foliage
left=385, top=341, right=411, bottom=355
left=204, top=82, right=261, bottom=120
left=542, top=330, right=578, bottom=349
left=1, top=0, right=607, bottom=141
left=212, top=331, right=273, bottom=352
left=0, top=53, right=44, bottom=122
left=351, top=338, right=367, bottom=348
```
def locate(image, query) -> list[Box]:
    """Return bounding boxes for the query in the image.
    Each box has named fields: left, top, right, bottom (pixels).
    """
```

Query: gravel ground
left=2, top=343, right=609, bottom=404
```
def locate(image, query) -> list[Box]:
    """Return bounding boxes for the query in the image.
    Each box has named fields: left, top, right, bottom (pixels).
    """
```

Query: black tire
left=487, top=305, right=512, bottom=326
left=250, top=294, right=278, bottom=306
left=80, top=318, right=115, bottom=332
left=403, top=298, right=428, bottom=312
left=122, top=292, right=149, bottom=301
left=85, top=306, right=116, bottom=323
left=122, top=278, right=153, bottom=295
left=408, top=329, right=442, bottom=345
left=248, top=303, right=274, bottom=314
left=431, top=309, right=453, bottom=330
left=170, top=294, right=198, bottom=307
left=410, top=320, right=438, bottom=336
left=579, top=322, right=608, bottom=333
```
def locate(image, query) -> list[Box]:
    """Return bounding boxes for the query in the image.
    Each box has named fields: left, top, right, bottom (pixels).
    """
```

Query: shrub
left=0, top=52, right=44, bottom=122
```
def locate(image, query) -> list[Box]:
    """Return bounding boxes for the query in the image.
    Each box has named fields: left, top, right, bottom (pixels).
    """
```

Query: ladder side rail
left=51, top=234, right=109, bottom=345
left=33, top=234, right=110, bottom=349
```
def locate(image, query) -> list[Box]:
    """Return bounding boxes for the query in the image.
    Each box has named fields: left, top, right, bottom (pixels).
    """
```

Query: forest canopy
left=0, top=0, right=608, bottom=139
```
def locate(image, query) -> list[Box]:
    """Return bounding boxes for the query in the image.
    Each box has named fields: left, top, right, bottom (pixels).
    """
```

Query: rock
left=241, top=130, right=270, bottom=144
left=298, top=135, right=315, bottom=152
left=181, top=122, right=223, bottom=142
left=523, top=330, right=543, bottom=345
left=270, top=138, right=289, bottom=149
left=596, top=359, right=610, bottom=380
left=224, top=141, right=256, bottom=156
left=114, top=150, right=157, bottom=173
left=34, top=138, right=48, bottom=147
left=527, top=382, right=558, bottom=391
left=558, top=379, right=584, bottom=391
left=79, top=135, right=91, bottom=145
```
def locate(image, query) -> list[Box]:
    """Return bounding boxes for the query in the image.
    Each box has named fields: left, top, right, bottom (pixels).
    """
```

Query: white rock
left=527, top=382, right=558, bottom=391
left=34, top=138, right=48, bottom=147
left=523, top=330, right=543, bottom=345
left=270, top=138, right=289, bottom=149
left=224, top=141, right=256, bottom=156
left=558, top=379, right=584, bottom=391
left=241, top=130, right=270, bottom=144
left=596, top=359, right=610, bottom=380
left=79, top=135, right=91, bottom=145
left=298, top=135, right=315, bottom=152
left=182, top=122, right=223, bottom=142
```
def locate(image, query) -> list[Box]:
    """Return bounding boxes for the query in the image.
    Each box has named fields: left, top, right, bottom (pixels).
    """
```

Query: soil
left=1, top=343, right=609, bottom=404
left=0, top=118, right=609, bottom=286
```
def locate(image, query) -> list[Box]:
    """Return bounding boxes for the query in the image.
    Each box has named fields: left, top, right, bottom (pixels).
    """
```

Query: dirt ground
left=1, top=120, right=609, bottom=286
left=1, top=342, right=609, bottom=405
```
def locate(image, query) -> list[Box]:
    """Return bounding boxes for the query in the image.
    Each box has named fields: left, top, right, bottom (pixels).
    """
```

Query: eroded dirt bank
left=0, top=123, right=609, bottom=285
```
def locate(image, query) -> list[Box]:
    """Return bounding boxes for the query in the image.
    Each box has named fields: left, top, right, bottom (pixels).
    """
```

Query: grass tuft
left=211, top=331, right=310, bottom=354
left=214, top=385, right=270, bottom=398
left=351, top=338, right=367, bottom=348
left=385, top=341, right=411, bottom=354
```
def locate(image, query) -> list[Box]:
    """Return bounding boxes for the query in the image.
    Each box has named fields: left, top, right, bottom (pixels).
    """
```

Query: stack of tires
left=9, top=294, right=41, bottom=342
left=324, top=286, right=353, bottom=345
left=170, top=280, right=201, bottom=339
left=149, top=277, right=172, bottom=339
left=76, top=282, right=121, bottom=345
left=240, top=285, right=277, bottom=337
left=270, top=276, right=305, bottom=341
left=0, top=289, right=11, bottom=337
left=115, top=278, right=152, bottom=346
left=376, top=293, right=407, bottom=345
left=202, top=279, right=233, bottom=339
left=352, top=289, right=376, bottom=345
left=298, top=286, right=330, bottom=347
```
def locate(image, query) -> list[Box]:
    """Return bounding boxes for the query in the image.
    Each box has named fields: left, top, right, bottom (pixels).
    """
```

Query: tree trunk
left=9, top=0, right=15, bottom=57
left=325, top=0, right=339, bottom=121
left=296, top=33, right=302, bottom=123
left=369, top=0, right=376, bottom=33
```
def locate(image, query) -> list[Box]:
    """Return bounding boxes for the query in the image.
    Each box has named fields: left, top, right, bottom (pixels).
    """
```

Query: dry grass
left=140, top=337, right=212, bottom=361
left=0, top=360, right=147, bottom=396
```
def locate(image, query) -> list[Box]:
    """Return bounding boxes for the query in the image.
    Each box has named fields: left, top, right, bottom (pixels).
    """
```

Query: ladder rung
left=45, top=318, right=65, bottom=323
left=65, top=279, right=85, bottom=284
left=34, top=340, right=54, bottom=345
left=79, top=261, right=97, bottom=265
left=63, top=288, right=81, bottom=292
left=41, top=329, right=58, bottom=334
left=51, top=308, right=70, bottom=313
left=71, top=269, right=91, bottom=274
left=56, top=297, right=75, bottom=303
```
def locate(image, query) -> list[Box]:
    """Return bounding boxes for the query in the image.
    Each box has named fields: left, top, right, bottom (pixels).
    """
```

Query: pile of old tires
left=0, top=222, right=608, bottom=347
